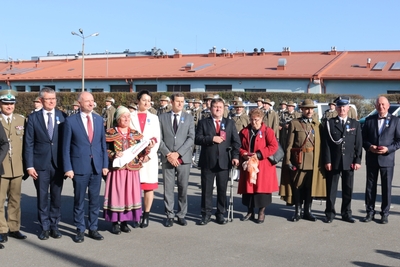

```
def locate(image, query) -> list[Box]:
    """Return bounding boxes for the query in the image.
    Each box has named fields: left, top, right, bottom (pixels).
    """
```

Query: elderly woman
left=103, top=106, right=154, bottom=234
left=238, top=108, right=279, bottom=223
left=130, top=90, right=160, bottom=228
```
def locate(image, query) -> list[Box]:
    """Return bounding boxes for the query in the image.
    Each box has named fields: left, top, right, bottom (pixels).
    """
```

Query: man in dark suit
left=24, top=87, right=67, bottom=240
left=322, top=96, right=362, bottom=223
left=361, top=96, right=400, bottom=224
left=195, top=98, right=240, bottom=225
left=159, top=93, right=195, bottom=227
left=63, top=92, right=109, bottom=243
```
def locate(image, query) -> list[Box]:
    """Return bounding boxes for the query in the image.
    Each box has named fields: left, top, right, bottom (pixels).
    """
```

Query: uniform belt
left=301, top=147, right=314, bottom=153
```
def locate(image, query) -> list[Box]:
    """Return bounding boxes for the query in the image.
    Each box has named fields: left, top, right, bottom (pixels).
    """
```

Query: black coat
left=322, top=117, right=362, bottom=170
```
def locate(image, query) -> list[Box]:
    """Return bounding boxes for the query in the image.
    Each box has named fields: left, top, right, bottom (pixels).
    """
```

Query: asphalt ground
left=1, top=153, right=400, bottom=267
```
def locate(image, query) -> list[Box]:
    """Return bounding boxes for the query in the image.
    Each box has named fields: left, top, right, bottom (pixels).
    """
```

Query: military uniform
left=279, top=110, right=301, bottom=150
left=0, top=90, right=25, bottom=239
left=102, top=105, right=116, bottom=129
left=279, top=99, right=326, bottom=222
left=262, top=110, right=279, bottom=139
left=322, top=109, right=338, bottom=123
left=157, top=105, right=171, bottom=116
left=231, top=113, right=250, bottom=133
left=148, top=106, right=157, bottom=115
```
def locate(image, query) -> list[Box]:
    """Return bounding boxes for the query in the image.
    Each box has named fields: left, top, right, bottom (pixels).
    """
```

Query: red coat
left=238, top=124, right=279, bottom=194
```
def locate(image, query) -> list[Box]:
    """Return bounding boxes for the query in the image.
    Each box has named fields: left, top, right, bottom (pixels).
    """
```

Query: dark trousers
left=34, top=166, right=64, bottom=231
left=200, top=166, right=229, bottom=216
left=72, top=173, right=102, bottom=232
left=325, top=170, right=354, bottom=219
left=365, top=165, right=393, bottom=217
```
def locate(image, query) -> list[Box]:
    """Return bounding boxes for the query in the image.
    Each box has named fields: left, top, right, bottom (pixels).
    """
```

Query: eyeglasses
left=43, top=98, right=57, bottom=101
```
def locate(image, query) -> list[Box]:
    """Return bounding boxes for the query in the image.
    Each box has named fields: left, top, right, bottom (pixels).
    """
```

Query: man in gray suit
left=159, top=93, right=195, bottom=227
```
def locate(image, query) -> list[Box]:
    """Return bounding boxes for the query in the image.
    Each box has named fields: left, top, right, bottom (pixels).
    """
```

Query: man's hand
left=27, top=168, right=38, bottom=180
left=166, top=152, right=180, bottom=167
left=352, top=163, right=361, bottom=170
left=213, top=136, right=224, bottom=144
left=232, top=159, right=239, bottom=167
left=102, top=168, right=109, bottom=176
left=325, top=163, right=332, bottom=171
left=65, top=170, right=74, bottom=179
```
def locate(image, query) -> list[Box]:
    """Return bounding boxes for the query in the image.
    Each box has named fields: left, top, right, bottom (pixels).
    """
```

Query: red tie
left=87, top=115, right=93, bottom=143
left=215, top=120, right=220, bottom=135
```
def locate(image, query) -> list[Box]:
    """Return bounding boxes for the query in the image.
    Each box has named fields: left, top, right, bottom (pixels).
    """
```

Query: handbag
left=268, top=141, right=284, bottom=165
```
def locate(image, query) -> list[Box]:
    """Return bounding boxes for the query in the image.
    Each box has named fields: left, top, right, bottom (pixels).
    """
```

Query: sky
left=1, top=0, right=399, bottom=60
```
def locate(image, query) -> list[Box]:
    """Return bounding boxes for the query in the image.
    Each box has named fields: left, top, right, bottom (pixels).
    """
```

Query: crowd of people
left=0, top=88, right=399, bottom=250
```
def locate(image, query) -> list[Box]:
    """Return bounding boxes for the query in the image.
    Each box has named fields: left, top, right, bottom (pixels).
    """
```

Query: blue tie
left=47, top=112, right=54, bottom=139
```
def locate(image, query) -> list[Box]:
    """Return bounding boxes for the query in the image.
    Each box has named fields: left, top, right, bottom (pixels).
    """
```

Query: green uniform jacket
left=279, top=117, right=326, bottom=204
left=0, top=114, right=25, bottom=178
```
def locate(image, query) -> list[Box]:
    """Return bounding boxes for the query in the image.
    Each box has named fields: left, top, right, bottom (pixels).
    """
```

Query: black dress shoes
left=197, top=215, right=211, bottom=226
left=342, top=216, right=356, bottom=223
left=132, top=221, right=140, bottom=228
left=0, top=243, right=4, bottom=249
left=88, top=230, right=104, bottom=241
left=9, top=231, right=27, bottom=240
left=216, top=215, right=228, bottom=225
left=74, top=231, right=84, bottom=243
left=112, top=223, right=121, bottom=235
left=140, top=216, right=149, bottom=228
left=39, top=230, right=50, bottom=240
left=241, top=213, right=255, bottom=221
left=380, top=215, right=388, bottom=224
left=324, top=217, right=333, bottom=223
left=50, top=230, right=62, bottom=239
left=120, top=222, right=131, bottom=233
left=164, top=218, right=174, bottom=227
left=361, top=214, right=374, bottom=223
left=0, top=233, right=8, bottom=243
left=176, top=217, right=187, bottom=226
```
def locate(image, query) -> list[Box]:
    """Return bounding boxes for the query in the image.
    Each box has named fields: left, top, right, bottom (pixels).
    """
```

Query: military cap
left=334, top=96, right=350, bottom=107
left=0, top=89, right=17, bottom=104
left=299, top=99, right=317, bottom=108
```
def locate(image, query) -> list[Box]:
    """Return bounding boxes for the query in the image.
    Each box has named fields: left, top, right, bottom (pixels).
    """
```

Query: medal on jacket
left=385, top=119, right=389, bottom=128
left=259, top=130, right=262, bottom=138
left=147, top=118, right=151, bottom=125
left=346, top=125, right=350, bottom=132
left=56, top=116, right=60, bottom=124
left=180, top=117, right=184, bottom=124
left=221, top=123, right=225, bottom=131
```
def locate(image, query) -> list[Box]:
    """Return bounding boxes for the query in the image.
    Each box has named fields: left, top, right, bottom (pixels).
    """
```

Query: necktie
left=7, top=117, right=10, bottom=125
left=87, top=115, right=93, bottom=143
left=47, top=112, right=54, bottom=139
left=173, top=114, right=178, bottom=134
left=216, top=120, right=220, bottom=135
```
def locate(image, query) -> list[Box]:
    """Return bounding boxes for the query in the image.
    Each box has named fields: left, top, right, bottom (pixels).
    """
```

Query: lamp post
left=71, top=29, right=99, bottom=92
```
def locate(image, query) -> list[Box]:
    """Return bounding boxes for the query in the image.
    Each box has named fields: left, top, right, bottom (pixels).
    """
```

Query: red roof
left=1, top=50, right=400, bottom=81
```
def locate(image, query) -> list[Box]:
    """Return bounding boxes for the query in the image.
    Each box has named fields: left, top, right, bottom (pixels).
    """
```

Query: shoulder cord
left=325, top=120, right=343, bottom=145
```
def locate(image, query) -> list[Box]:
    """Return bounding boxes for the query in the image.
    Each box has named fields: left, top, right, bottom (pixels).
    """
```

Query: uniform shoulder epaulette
left=17, top=114, right=25, bottom=118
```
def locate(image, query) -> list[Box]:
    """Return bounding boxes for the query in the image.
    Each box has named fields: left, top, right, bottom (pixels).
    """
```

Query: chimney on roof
left=281, top=47, right=291, bottom=56
left=329, top=46, right=338, bottom=55
left=260, top=48, right=265, bottom=56
left=367, top=58, right=371, bottom=69
left=277, top=58, right=287, bottom=70
left=208, top=46, right=217, bottom=57
left=173, top=48, right=182, bottom=58
left=184, top=63, right=194, bottom=71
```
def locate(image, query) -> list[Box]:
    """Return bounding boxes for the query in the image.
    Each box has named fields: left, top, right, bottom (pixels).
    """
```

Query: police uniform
left=0, top=90, right=26, bottom=242
left=322, top=96, right=362, bottom=223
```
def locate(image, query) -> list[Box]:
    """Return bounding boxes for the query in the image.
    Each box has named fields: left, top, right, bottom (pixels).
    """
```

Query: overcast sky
left=1, top=0, right=398, bottom=60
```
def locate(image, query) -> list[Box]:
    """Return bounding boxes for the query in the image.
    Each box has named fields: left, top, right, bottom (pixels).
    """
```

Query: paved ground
left=1, top=154, right=400, bottom=267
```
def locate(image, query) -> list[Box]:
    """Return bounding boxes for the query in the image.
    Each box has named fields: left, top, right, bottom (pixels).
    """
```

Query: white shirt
left=42, top=109, right=55, bottom=130
left=1, top=113, right=12, bottom=124
left=170, top=111, right=182, bottom=126
left=378, top=113, right=388, bottom=134
left=80, top=112, right=94, bottom=135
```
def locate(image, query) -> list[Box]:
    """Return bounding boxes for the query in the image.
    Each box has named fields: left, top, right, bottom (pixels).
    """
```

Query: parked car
left=359, top=103, right=400, bottom=128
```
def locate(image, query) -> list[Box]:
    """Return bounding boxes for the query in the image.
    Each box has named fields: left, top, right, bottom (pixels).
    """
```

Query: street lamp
left=71, top=28, right=99, bottom=92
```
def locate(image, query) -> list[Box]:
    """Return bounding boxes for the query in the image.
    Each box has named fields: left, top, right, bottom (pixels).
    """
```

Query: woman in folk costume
left=103, top=106, right=155, bottom=234
left=238, top=108, right=279, bottom=223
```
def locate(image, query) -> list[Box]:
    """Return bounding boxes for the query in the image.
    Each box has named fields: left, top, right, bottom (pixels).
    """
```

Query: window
left=30, top=86, right=40, bottom=92
left=245, top=88, right=266, bottom=92
left=110, top=85, right=130, bottom=92
left=15, top=86, right=26, bottom=92
left=387, top=90, right=400, bottom=94
left=136, top=84, right=157, bottom=92
left=44, top=85, right=56, bottom=90
left=205, top=85, right=232, bottom=91
left=59, top=88, right=71, bottom=92
left=91, top=88, right=104, bottom=93
left=167, top=85, right=190, bottom=92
